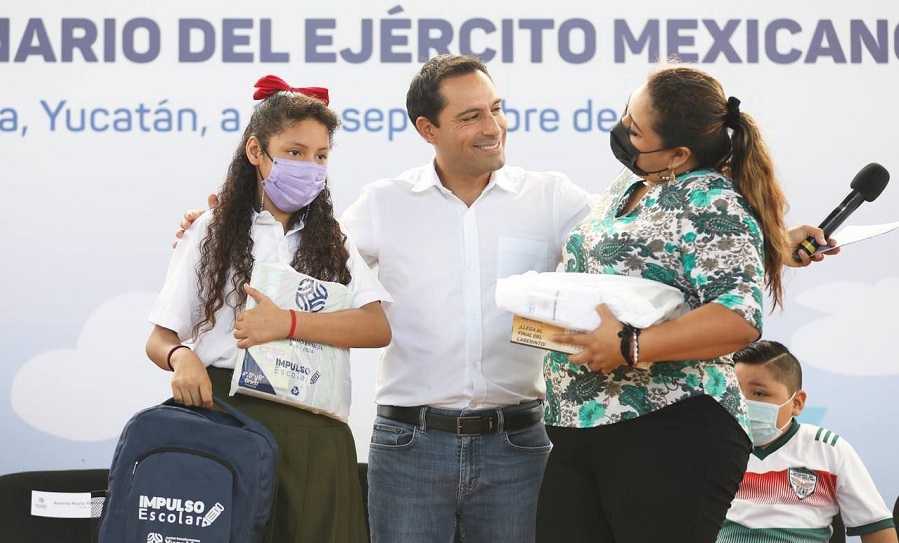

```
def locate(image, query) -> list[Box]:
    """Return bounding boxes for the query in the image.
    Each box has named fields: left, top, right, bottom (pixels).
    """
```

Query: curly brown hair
left=192, top=91, right=351, bottom=338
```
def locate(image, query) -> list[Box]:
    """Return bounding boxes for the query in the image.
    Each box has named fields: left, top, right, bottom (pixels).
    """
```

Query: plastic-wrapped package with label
left=495, top=271, right=687, bottom=331
left=230, top=263, right=353, bottom=422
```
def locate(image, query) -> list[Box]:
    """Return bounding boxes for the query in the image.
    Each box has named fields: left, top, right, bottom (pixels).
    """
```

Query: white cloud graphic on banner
left=11, top=293, right=172, bottom=441
left=791, top=277, right=899, bottom=376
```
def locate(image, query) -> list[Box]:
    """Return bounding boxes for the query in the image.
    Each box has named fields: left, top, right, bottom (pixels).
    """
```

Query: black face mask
left=609, top=120, right=670, bottom=177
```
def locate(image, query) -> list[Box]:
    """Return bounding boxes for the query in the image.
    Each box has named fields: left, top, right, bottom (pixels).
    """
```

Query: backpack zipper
left=132, top=447, right=238, bottom=477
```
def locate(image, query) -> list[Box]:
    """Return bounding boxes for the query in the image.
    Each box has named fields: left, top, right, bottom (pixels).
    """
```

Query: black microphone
left=797, top=162, right=890, bottom=259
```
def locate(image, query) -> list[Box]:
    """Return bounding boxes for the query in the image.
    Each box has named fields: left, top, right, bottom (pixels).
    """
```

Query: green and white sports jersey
left=717, top=421, right=895, bottom=543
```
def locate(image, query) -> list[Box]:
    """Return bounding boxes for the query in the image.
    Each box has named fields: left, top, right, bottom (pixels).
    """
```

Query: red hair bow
left=252, top=75, right=329, bottom=105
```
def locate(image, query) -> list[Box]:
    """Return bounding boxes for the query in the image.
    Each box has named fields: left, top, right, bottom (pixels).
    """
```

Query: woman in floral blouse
left=535, top=65, right=792, bottom=543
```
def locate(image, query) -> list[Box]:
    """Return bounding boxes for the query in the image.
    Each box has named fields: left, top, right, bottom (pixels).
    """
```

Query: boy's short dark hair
left=406, top=54, right=491, bottom=127
left=732, top=340, right=803, bottom=393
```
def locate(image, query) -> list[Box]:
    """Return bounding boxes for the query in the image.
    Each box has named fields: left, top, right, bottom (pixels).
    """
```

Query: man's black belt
left=377, top=402, right=543, bottom=436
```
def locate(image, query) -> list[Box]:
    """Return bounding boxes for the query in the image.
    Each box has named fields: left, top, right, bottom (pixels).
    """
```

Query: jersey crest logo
left=788, top=467, right=818, bottom=500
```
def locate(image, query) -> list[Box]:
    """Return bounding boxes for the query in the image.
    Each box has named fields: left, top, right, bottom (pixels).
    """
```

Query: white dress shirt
left=149, top=210, right=392, bottom=369
left=340, top=161, right=591, bottom=408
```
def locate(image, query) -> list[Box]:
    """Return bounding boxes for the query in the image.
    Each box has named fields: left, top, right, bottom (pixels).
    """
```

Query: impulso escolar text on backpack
left=98, top=397, right=278, bottom=543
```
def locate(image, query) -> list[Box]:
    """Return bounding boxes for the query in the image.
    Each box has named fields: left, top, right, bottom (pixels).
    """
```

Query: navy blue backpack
left=98, top=397, right=279, bottom=543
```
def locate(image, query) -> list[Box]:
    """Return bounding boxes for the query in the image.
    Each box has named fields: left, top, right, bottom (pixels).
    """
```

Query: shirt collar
left=752, top=418, right=800, bottom=460
left=252, top=209, right=306, bottom=235
left=411, top=158, right=518, bottom=195
left=491, top=168, right=518, bottom=194
left=410, top=160, right=444, bottom=193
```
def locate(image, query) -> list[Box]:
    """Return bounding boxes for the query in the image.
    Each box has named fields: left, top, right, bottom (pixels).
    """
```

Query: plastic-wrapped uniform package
left=230, top=263, right=353, bottom=422
left=496, top=272, right=688, bottom=358
left=496, top=271, right=687, bottom=331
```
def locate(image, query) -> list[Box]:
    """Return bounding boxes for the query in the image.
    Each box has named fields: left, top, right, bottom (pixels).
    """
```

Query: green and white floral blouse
left=544, top=168, right=763, bottom=437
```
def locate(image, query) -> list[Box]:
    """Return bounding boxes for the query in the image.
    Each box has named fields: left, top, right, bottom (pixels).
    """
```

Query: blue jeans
left=367, top=401, right=552, bottom=543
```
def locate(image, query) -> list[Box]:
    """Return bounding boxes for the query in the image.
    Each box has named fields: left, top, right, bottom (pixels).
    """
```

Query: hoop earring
left=657, top=168, right=675, bottom=183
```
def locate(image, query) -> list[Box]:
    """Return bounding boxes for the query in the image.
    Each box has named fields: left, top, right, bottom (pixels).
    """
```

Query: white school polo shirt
left=149, top=210, right=392, bottom=369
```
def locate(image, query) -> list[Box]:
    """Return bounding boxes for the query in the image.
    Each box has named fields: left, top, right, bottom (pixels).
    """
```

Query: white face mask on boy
left=745, top=392, right=796, bottom=447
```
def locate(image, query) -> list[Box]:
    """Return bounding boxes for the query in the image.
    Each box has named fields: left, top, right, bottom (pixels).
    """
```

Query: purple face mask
left=261, top=158, right=327, bottom=213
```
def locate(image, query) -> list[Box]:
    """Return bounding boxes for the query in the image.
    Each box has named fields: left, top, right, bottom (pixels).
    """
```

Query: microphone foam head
left=850, top=162, right=890, bottom=202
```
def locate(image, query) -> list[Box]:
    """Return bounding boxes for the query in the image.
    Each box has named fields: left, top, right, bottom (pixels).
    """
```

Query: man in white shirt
left=340, top=54, right=592, bottom=543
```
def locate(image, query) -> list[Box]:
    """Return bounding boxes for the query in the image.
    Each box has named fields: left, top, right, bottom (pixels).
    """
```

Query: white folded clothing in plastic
left=495, top=271, right=687, bottom=331
left=230, top=263, right=353, bottom=422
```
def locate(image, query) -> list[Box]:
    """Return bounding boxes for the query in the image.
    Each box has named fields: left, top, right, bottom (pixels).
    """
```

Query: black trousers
left=536, top=395, right=751, bottom=543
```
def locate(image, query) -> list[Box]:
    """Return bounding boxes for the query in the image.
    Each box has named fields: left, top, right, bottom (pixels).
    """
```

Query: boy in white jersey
left=717, top=340, right=896, bottom=543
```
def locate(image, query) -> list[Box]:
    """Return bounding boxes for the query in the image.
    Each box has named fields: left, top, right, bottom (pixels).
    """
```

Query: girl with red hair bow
left=146, top=76, right=391, bottom=543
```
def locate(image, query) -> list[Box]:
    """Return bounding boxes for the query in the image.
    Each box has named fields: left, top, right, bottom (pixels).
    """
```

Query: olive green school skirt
left=208, top=367, right=368, bottom=543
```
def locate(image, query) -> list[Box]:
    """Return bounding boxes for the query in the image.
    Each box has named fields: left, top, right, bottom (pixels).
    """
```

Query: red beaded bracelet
left=166, top=345, right=190, bottom=371
left=287, top=309, right=297, bottom=340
